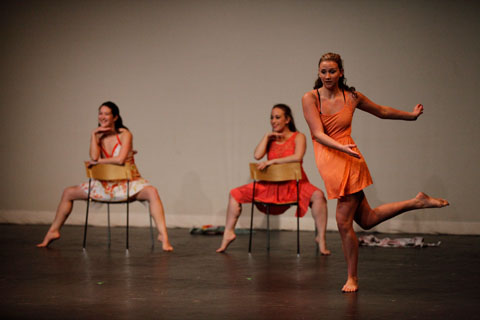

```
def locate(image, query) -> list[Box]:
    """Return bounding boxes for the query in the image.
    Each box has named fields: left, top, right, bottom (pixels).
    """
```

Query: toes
left=216, top=237, right=236, bottom=253
left=161, top=242, right=173, bottom=252
left=342, top=286, right=358, bottom=293
left=37, top=234, right=60, bottom=248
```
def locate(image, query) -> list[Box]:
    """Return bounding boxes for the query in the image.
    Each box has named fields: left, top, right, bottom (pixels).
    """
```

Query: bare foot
left=157, top=235, right=173, bottom=252
left=416, top=192, right=449, bottom=208
left=342, top=277, right=358, bottom=293
left=216, top=230, right=236, bottom=253
left=36, top=231, right=60, bottom=248
left=315, top=236, right=331, bottom=255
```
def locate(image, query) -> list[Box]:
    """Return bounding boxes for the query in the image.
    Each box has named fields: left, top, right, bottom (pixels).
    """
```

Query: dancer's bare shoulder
left=302, top=90, right=317, bottom=102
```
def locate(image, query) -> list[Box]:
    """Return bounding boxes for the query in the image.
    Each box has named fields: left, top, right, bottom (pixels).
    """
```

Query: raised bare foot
left=315, top=236, right=331, bottom=255
left=216, top=230, right=236, bottom=253
left=342, top=277, right=358, bottom=293
left=36, top=231, right=61, bottom=248
left=416, top=192, right=449, bottom=208
left=157, top=235, right=173, bottom=252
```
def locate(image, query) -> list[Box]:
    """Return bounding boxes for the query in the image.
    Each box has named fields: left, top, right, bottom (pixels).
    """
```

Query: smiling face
left=270, top=107, right=290, bottom=133
left=98, top=105, right=118, bottom=128
left=318, top=60, right=343, bottom=90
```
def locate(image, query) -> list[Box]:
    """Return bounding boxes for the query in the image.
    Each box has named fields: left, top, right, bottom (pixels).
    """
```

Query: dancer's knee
left=336, top=222, right=353, bottom=235
left=354, top=209, right=376, bottom=230
left=143, top=186, right=161, bottom=201
left=357, top=221, right=374, bottom=230
left=336, top=214, right=354, bottom=235
left=312, top=190, right=327, bottom=205
left=228, top=193, right=241, bottom=208
left=62, top=186, right=81, bottom=201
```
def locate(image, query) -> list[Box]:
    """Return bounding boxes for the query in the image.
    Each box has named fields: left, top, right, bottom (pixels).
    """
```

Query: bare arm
left=90, top=130, right=132, bottom=165
left=89, top=127, right=109, bottom=161
left=256, top=133, right=306, bottom=170
left=253, top=132, right=284, bottom=160
left=356, top=92, right=423, bottom=120
left=301, top=91, right=360, bottom=158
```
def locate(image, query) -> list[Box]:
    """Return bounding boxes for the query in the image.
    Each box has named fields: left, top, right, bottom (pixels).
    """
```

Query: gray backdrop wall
left=1, top=0, right=479, bottom=234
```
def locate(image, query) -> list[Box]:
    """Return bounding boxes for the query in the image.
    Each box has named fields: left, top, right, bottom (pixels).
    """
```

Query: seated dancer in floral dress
left=37, top=101, right=173, bottom=251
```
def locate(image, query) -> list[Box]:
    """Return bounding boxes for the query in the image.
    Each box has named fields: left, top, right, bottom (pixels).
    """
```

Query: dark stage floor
left=1, top=224, right=479, bottom=320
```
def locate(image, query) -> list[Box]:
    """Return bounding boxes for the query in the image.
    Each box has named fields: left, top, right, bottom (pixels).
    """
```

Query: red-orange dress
left=312, top=90, right=372, bottom=199
left=230, top=132, right=320, bottom=217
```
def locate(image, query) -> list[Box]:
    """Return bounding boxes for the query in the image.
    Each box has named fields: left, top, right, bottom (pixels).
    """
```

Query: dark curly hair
left=313, top=52, right=356, bottom=97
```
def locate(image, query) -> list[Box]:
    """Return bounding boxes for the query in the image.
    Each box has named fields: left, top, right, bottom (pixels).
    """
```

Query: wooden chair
left=83, top=162, right=154, bottom=250
left=248, top=162, right=302, bottom=255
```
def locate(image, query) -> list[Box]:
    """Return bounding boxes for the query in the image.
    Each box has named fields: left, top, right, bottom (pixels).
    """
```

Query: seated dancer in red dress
left=216, top=104, right=330, bottom=255
left=37, top=101, right=173, bottom=251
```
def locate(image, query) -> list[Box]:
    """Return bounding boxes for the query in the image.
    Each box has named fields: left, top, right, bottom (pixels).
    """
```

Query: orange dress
left=230, top=132, right=320, bottom=217
left=312, top=90, right=372, bottom=199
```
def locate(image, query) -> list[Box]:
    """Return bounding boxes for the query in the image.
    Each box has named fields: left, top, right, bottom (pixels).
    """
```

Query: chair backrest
left=249, top=162, right=302, bottom=182
left=84, top=162, right=133, bottom=181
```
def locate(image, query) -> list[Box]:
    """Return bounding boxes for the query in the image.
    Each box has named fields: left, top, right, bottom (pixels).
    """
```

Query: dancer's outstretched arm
left=356, top=92, right=423, bottom=120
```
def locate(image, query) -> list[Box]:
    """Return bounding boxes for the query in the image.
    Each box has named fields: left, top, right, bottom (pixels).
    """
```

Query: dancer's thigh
left=336, top=193, right=361, bottom=226
left=66, top=185, right=88, bottom=201
left=134, top=186, right=159, bottom=202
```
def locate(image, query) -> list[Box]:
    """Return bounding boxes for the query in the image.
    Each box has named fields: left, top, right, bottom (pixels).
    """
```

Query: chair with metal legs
left=83, top=162, right=154, bottom=249
left=248, top=162, right=303, bottom=255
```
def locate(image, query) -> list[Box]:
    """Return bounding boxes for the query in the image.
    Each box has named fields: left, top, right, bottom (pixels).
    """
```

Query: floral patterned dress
left=80, top=134, right=149, bottom=201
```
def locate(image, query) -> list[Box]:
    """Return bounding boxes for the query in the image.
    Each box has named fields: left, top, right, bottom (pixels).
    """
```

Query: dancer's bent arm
left=256, top=133, right=306, bottom=170
left=302, top=92, right=360, bottom=158
left=89, top=129, right=132, bottom=165
left=254, top=132, right=285, bottom=160
left=90, top=127, right=107, bottom=160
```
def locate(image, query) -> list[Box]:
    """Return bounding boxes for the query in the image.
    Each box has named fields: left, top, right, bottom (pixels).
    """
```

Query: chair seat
left=89, top=198, right=134, bottom=204
left=254, top=201, right=297, bottom=206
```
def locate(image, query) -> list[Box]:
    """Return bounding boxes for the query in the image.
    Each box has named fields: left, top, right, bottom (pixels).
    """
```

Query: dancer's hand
left=267, top=132, right=284, bottom=141
left=257, top=160, right=272, bottom=171
left=411, top=104, right=424, bottom=120
left=342, top=144, right=360, bottom=158
left=87, top=160, right=98, bottom=168
left=92, top=126, right=113, bottom=136
left=92, top=127, right=113, bottom=142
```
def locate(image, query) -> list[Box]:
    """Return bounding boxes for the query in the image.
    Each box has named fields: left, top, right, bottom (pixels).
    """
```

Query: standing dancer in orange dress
left=302, top=53, right=449, bottom=292
left=37, top=101, right=173, bottom=251
left=217, top=104, right=330, bottom=255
